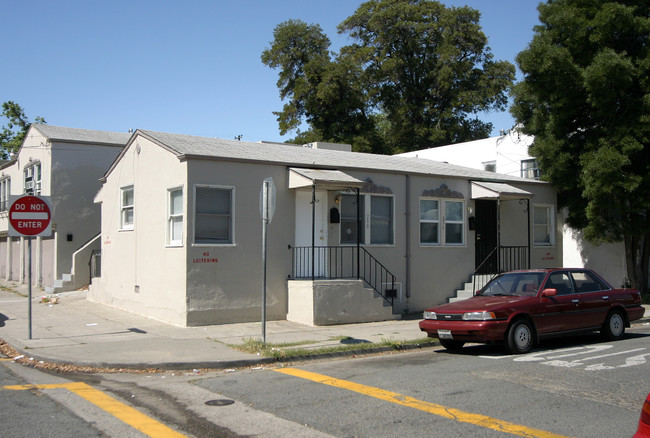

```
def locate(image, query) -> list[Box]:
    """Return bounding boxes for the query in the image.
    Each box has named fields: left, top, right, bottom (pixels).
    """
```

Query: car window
left=480, top=272, right=545, bottom=296
left=571, top=271, right=610, bottom=293
left=544, top=272, right=574, bottom=295
left=512, top=273, right=545, bottom=296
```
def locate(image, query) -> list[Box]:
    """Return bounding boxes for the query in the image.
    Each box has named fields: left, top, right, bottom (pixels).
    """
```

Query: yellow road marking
left=3, top=382, right=188, bottom=438
left=275, top=368, right=573, bottom=438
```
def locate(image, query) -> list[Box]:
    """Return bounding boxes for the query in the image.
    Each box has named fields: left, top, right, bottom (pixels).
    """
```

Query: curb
left=0, top=338, right=439, bottom=373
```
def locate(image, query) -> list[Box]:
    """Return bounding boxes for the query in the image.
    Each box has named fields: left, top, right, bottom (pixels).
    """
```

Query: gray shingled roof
left=138, top=129, right=542, bottom=184
left=32, top=124, right=130, bottom=146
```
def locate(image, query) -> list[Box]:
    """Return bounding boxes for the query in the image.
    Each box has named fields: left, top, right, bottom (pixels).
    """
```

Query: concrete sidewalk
left=1, top=281, right=648, bottom=371
left=0, top=282, right=429, bottom=371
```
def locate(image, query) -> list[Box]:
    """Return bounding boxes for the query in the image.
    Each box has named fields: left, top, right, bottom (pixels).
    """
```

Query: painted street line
left=481, top=344, right=648, bottom=371
left=542, top=348, right=645, bottom=368
left=275, top=367, right=572, bottom=438
left=513, top=345, right=612, bottom=362
left=584, top=352, right=650, bottom=370
left=2, top=382, right=188, bottom=438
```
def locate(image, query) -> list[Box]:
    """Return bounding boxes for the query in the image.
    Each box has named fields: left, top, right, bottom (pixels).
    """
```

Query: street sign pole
left=262, top=188, right=268, bottom=344
left=28, top=236, right=32, bottom=340
left=8, top=195, right=53, bottom=340
left=260, top=178, right=276, bottom=345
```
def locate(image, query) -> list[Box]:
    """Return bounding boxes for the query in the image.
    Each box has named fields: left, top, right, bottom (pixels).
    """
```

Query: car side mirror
left=541, top=288, right=557, bottom=298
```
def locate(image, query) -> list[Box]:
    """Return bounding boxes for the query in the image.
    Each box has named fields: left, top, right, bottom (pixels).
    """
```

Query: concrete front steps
left=288, top=279, right=402, bottom=326
left=448, top=274, right=494, bottom=303
left=44, top=273, right=73, bottom=294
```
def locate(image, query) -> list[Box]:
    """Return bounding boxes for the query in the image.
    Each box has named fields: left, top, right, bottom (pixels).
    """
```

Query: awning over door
left=289, top=168, right=364, bottom=190
left=471, top=181, right=534, bottom=200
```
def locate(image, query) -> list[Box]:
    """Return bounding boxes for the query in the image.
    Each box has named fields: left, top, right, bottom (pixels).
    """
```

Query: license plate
left=438, top=329, right=453, bottom=339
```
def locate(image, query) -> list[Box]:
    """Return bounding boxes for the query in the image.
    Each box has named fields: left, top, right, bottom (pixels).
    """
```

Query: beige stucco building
left=399, top=128, right=628, bottom=288
left=0, top=125, right=128, bottom=292
left=89, top=129, right=560, bottom=327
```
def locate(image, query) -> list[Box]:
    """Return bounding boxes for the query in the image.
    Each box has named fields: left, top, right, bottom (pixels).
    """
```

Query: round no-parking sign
left=8, top=195, right=52, bottom=237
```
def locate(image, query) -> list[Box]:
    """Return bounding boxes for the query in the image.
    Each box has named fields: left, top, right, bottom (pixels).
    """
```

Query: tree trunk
left=624, top=234, right=650, bottom=295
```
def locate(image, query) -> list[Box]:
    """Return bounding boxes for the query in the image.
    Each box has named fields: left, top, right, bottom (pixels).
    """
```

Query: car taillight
left=640, top=395, right=650, bottom=425
left=633, top=292, right=642, bottom=304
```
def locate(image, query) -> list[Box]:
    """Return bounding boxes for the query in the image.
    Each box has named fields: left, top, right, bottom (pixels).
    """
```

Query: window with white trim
left=167, top=187, right=183, bottom=245
left=533, top=204, right=554, bottom=246
left=419, top=199, right=440, bottom=244
left=340, top=194, right=394, bottom=245
left=483, top=161, right=496, bottom=173
left=0, top=178, right=10, bottom=212
left=521, top=159, right=541, bottom=180
left=24, top=162, right=41, bottom=195
left=194, top=186, right=233, bottom=245
left=120, top=185, right=134, bottom=230
left=419, top=198, right=465, bottom=246
left=444, top=200, right=464, bottom=245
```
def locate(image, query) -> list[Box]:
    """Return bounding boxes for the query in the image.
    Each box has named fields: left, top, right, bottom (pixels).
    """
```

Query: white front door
left=295, top=190, right=328, bottom=277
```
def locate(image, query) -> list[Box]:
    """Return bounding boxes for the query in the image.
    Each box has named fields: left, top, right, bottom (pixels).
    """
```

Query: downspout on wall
left=405, top=175, right=411, bottom=299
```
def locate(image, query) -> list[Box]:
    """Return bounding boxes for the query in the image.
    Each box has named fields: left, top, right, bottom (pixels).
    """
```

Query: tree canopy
left=0, top=101, right=46, bottom=159
left=511, top=0, right=650, bottom=293
left=262, top=0, right=515, bottom=153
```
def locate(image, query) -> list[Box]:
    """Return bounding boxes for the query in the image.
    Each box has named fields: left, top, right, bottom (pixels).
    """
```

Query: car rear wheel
left=439, top=339, right=465, bottom=351
left=506, top=319, right=534, bottom=354
left=602, top=310, right=625, bottom=341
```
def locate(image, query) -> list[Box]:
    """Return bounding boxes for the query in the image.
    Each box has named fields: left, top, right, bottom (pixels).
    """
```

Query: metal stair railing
left=289, top=245, right=396, bottom=307
left=472, top=245, right=530, bottom=294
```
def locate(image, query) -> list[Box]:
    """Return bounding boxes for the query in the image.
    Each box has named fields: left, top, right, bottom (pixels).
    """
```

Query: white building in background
left=0, top=124, right=129, bottom=292
left=398, top=128, right=628, bottom=288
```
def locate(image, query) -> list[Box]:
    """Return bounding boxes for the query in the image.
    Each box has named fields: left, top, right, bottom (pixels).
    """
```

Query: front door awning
left=471, top=181, right=534, bottom=200
left=289, top=168, right=364, bottom=190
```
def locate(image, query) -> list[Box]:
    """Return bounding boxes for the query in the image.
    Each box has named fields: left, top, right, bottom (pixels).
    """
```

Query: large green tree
left=0, top=101, right=46, bottom=159
left=511, top=0, right=650, bottom=294
left=262, top=0, right=515, bottom=153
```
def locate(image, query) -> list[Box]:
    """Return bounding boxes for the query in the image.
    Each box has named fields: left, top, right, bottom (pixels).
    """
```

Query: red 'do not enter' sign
left=9, top=195, right=52, bottom=237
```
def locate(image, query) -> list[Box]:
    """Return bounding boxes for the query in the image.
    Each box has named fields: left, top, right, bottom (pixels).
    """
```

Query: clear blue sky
left=1, top=0, right=541, bottom=143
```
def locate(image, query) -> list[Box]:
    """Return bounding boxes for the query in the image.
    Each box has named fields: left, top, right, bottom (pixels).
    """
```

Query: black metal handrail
left=289, top=245, right=396, bottom=307
left=500, top=246, right=529, bottom=272
left=472, top=245, right=529, bottom=293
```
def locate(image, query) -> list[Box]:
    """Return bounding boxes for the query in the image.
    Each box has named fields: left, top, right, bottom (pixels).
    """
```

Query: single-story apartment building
left=89, top=129, right=560, bottom=326
left=0, top=124, right=129, bottom=291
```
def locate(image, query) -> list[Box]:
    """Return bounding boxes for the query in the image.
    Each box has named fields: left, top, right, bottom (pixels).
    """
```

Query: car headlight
left=462, top=311, right=496, bottom=321
left=423, top=311, right=437, bottom=320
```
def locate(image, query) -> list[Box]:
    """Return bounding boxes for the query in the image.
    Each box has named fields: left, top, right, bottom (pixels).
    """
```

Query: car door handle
left=572, top=299, right=579, bottom=303
left=602, top=296, right=609, bottom=300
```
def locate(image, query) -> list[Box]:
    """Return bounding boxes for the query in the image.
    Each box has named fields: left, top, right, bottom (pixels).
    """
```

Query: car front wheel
left=506, top=319, right=534, bottom=354
left=602, top=310, right=626, bottom=341
left=439, top=339, right=465, bottom=351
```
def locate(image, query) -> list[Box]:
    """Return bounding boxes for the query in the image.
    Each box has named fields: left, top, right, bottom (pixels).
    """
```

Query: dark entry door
left=475, top=199, right=498, bottom=274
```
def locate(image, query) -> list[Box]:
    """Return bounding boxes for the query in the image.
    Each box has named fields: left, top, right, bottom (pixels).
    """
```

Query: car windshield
left=478, top=272, right=547, bottom=297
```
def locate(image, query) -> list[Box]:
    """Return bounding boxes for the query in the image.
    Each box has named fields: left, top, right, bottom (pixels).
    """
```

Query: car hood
left=428, top=295, right=530, bottom=313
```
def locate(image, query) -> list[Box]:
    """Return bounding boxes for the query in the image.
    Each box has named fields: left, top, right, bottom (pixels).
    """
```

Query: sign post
left=9, top=195, right=53, bottom=340
left=259, top=178, right=276, bottom=344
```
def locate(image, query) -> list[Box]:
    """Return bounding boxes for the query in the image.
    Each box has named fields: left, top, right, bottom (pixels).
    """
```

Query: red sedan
left=419, top=268, right=645, bottom=354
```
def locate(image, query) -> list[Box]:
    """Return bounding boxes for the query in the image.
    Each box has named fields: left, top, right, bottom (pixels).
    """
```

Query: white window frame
left=483, top=161, right=496, bottom=173
left=419, top=198, right=440, bottom=245
left=167, top=187, right=183, bottom=246
left=419, top=198, right=465, bottom=246
left=120, top=185, right=134, bottom=230
left=521, top=159, right=541, bottom=180
left=0, top=178, right=10, bottom=212
left=24, top=162, right=42, bottom=195
left=193, top=185, right=235, bottom=246
left=444, top=200, right=465, bottom=246
left=533, top=204, right=554, bottom=246
left=340, top=193, right=395, bottom=245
